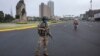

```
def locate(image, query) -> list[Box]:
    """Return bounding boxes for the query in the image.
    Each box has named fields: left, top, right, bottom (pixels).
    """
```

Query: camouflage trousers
left=36, top=36, right=48, bottom=56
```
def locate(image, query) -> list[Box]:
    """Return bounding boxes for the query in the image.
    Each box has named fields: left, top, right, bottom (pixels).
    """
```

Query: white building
left=94, top=13, right=100, bottom=19
left=27, top=16, right=34, bottom=21
left=54, top=16, right=61, bottom=20
left=94, top=13, right=100, bottom=21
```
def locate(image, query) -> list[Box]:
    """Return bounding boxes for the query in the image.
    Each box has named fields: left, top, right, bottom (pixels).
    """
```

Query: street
left=0, top=20, right=100, bottom=56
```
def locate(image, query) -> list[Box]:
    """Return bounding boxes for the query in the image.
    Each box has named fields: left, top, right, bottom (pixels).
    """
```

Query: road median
left=0, top=21, right=64, bottom=32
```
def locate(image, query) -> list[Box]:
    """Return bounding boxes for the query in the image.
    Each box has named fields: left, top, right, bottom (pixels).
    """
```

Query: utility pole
left=90, top=0, right=94, bottom=21
left=90, top=0, right=92, bottom=10
left=10, top=6, right=13, bottom=17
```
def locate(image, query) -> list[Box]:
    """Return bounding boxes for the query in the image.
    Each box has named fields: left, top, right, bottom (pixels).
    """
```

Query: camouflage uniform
left=36, top=22, right=49, bottom=56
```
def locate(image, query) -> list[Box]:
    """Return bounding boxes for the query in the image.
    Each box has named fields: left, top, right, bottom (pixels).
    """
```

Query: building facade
left=39, top=3, right=51, bottom=19
left=83, top=9, right=100, bottom=21
left=27, top=16, right=34, bottom=21
left=48, top=0, right=54, bottom=18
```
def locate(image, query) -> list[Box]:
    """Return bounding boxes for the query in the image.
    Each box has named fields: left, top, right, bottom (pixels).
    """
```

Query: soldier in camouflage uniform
left=36, top=17, right=49, bottom=56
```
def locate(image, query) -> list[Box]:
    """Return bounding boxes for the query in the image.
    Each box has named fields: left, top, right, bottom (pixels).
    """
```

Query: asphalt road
left=0, top=20, right=100, bottom=56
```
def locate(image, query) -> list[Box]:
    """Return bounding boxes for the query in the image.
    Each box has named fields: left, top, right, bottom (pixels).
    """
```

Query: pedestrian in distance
left=73, top=19, right=79, bottom=31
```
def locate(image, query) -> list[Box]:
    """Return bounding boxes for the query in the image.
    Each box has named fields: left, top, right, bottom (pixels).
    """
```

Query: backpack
left=38, top=22, right=48, bottom=36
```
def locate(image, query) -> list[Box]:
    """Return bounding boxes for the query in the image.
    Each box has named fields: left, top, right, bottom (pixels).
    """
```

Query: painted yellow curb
left=0, top=25, right=37, bottom=32
left=0, top=22, right=64, bottom=32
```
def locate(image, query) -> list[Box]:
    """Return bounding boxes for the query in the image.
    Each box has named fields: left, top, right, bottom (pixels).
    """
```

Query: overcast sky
left=0, top=0, right=100, bottom=17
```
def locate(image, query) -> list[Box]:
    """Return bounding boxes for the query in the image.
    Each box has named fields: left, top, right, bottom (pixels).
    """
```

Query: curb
left=0, top=22, right=64, bottom=32
left=0, top=25, right=37, bottom=32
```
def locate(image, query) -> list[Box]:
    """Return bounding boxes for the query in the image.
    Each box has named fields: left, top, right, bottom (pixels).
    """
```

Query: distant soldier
left=36, top=17, right=51, bottom=56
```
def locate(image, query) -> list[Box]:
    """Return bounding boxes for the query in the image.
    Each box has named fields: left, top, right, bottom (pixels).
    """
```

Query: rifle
left=47, top=32, right=53, bottom=39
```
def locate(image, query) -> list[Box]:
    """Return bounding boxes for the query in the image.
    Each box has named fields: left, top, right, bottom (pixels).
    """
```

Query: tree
left=34, top=17, right=41, bottom=21
left=4, top=14, right=14, bottom=22
left=16, top=15, right=20, bottom=19
left=0, top=11, right=4, bottom=22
